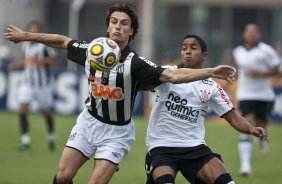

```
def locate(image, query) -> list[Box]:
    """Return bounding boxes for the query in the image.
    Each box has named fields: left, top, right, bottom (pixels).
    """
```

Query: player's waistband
left=87, top=109, right=131, bottom=126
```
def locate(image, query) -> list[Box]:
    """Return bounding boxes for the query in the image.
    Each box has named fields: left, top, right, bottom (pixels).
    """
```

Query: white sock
left=238, top=134, right=252, bottom=171
left=48, top=133, right=56, bottom=142
left=21, top=133, right=31, bottom=145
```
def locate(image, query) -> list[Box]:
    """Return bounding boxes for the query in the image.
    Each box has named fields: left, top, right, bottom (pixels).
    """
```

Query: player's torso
left=67, top=40, right=164, bottom=124
left=155, top=81, right=211, bottom=124
left=146, top=79, right=217, bottom=149
left=84, top=52, right=137, bottom=123
left=234, top=44, right=276, bottom=100
left=234, top=44, right=271, bottom=71
left=21, top=42, right=49, bottom=86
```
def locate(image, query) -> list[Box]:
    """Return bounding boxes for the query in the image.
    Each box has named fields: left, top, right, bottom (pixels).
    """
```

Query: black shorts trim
left=145, top=145, right=221, bottom=184
left=94, top=158, right=119, bottom=166
left=65, top=145, right=90, bottom=159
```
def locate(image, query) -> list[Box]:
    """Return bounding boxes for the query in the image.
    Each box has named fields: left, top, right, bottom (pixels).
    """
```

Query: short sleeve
left=264, top=45, right=281, bottom=68
left=131, top=56, right=165, bottom=85
left=67, top=40, right=89, bottom=66
left=209, top=83, right=234, bottom=117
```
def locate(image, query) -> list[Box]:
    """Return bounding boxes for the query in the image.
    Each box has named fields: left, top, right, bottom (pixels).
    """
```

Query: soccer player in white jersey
left=233, top=23, right=280, bottom=176
left=8, top=21, right=57, bottom=151
left=145, top=35, right=268, bottom=184
left=4, top=3, right=236, bottom=184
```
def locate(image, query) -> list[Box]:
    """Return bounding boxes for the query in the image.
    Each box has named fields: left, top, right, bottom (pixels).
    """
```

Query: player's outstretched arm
left=223, top=110, right=268, bottom=141
left=160, top=65, right=236, bottom=84
left=4, top=25, right=71, bottom=49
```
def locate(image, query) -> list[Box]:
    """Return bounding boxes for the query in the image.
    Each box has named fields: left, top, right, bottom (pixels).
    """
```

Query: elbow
left=161, top=69, right=183, bottom=84
left=167, top=75, right=184, bottom=84
left=169, top=77, right=180, bottom=84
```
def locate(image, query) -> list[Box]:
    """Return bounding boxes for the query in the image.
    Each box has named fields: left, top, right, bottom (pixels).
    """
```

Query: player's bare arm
left=223, top=110, right=268, bottom=140
left=4, top=25, right=71, bottom=49
left=248, top=67, right=279, bottom=77
left=160, top=65, right=236, bottom=84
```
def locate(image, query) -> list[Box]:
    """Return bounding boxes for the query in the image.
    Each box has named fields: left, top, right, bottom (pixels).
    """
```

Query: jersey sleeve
left=264, top=44, right=281, bottom=68
left=209, top=83, right=234, bottom=117
left=67, top=40, right=89, bottom=67
left=131, top=56, right=165, bottom=85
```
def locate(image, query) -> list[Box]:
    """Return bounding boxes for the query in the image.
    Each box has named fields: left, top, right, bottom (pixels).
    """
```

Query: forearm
left=22, top=32, right=71, bottom=49
left=224, top=111, right=253, bottom=134
left=263, top=67, right=279, bottom=77
left=249, top=67, right=279, bottom=77
left=230, top=118, right=253, bottom=134
left=160, top=68, right=213, bottom=83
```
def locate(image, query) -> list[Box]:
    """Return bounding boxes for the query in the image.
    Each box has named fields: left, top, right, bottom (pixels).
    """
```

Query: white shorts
left=17, top=83, right=53, bottom=110
left=66, top=108, right=135, bottom=164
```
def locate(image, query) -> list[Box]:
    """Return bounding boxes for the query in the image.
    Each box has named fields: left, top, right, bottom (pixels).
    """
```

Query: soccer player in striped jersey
left=4, top=3, right=236, bottom=184
left=144, top=35, right=268, bottom=184
left=8, top=21, right=57, bottom=151
left=233, top=23, right=280, bottom=176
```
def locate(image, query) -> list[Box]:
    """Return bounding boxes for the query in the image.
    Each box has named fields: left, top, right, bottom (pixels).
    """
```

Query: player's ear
left=129, top=28, right=133, bottom=36
left=202, top=52, right=208, bottom=60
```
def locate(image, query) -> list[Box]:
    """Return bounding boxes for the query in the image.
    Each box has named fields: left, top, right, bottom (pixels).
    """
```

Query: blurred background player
left=8, top=21, right=57, bottom=151
left=144, top=34, right=267, bottom=184
left=233, top=23, right=281, bottom=176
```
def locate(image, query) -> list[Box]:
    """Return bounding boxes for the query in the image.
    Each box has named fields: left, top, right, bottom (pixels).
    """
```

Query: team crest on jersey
left=202, top=79, right=214, bottom=85
left=199, top=89, right=211, bottom=102
left=116, top=63, right=124, bottom=74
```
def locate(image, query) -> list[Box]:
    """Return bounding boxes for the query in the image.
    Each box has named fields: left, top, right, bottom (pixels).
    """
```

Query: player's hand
left=250, top=126, right=268, bottom=142
left=212, top=65, right=236, bottom=84
left=3, top=25, right=25, bottom=43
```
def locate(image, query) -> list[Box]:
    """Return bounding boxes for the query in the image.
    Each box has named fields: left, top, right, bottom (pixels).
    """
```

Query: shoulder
left=233, top=45, right=244, bottom=54
left=133, top=55, right=159, bottom=67
left=67, top=40, right=89, bottom=49
left=258, top=42, right=275, bottom=52
left=131, top=55, right=164, bottom=72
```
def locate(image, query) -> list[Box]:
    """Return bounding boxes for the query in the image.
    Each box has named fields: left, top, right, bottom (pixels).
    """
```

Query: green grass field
left=0, top=111, right=281, bottom=184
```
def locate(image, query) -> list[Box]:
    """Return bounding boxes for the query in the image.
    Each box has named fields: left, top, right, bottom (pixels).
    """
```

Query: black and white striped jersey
left=67, top=40, right=165, bottom=125
left=21, top=42, right=56, bottom=87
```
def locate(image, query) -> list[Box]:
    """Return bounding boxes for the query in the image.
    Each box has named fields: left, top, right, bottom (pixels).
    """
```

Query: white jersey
left=21, top=42, right=56, bottom=87
left=233, top=42, right=281, bottom=101
left=146, top=66, right=234, bottom=151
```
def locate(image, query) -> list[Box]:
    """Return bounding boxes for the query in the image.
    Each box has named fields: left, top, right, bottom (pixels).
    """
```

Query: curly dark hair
left=106, top=2, right=139, bottom=42
left=183, top=35, right=207, bottom=53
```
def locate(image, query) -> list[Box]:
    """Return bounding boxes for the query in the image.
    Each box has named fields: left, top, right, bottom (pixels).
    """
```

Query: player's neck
left=244, top=42, right=258, bottom=50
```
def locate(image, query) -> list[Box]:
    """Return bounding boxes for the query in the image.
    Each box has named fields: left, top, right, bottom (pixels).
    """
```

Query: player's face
left=180, top=38, right=207, bottom=69
left=28, top=24, right=40, bottom=33
left=107, top=11, right=133, bottom=49
left=243, top=24, right=260, bottom=45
